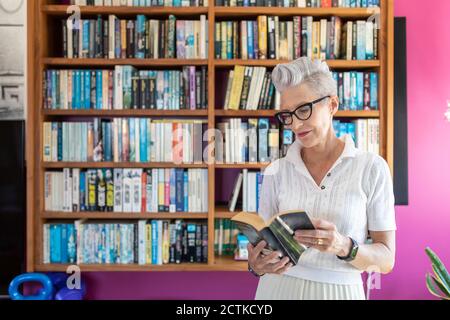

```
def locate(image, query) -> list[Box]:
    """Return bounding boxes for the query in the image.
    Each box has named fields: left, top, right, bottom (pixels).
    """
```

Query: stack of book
left=333, top=119, right=379, bottom=154
left=228, top=169, right=263, bottom=213
left=62, top=14, right=208, bottom=59
left=42, top=118, right=208, bottom=163
left=44, top=168, right=208, bottom=213
left=221, top=66, right=279, bottom=110
left=333, top=71, right=378, bottom=111
left=215, top=118, right=290, bottom=164
left=214, top=218, right=239, bottom=256
left=43, top=219, right=208, bottom=265
left=215, top=16, right=377, bottom=60
left=220, top=67, right=379, bottom=112
left=43, top=66, right=208, bottom=110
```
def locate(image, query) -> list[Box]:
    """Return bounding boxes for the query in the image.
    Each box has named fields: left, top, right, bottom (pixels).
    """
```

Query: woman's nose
left=291, top=117, right=304, bottom=130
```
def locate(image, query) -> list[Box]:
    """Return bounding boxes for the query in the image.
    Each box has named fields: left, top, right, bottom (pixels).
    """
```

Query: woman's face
left=280, top=83, right=339, bottom=148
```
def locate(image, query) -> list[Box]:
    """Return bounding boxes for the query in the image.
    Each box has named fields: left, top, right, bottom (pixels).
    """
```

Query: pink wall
left=368, top=0, right=450, bottom=300
left=83, top=0, right=450, bottom=300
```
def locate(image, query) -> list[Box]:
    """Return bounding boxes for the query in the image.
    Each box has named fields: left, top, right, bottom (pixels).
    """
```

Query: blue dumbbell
left=9, top=273, right=54, bottom=300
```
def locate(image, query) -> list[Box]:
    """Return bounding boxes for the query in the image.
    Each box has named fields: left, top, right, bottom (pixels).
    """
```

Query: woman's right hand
left=247, top=240, right=293, bottom=276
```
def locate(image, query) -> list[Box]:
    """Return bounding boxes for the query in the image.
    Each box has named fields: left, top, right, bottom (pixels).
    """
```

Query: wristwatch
left=248, top=263, right=265, bottom=277
left=337, top=237, right=359, bottom=262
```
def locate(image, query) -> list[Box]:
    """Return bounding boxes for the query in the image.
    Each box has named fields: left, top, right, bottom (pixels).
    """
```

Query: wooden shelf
left=214, top=59, right=380, bottom=69
left=215, top=109, right=380, bottom=118
left=215, top=206, right=238, bottom=219
left=43, top=162, right=208, bottom=169
left=42, top=212, right=208, bottom=220
left=213, top=255, right=248, bottom=271
left=43, top=109, right=208, bottom=117
left=42, top=109, right=378, bottom=118
left=335, top=110, right=380, bottom=118
left=42, top=58, right=378, bottom=69
left=42, top=5, right=209, bottom=16
left=214, top=163, right=271, bottom=169
left=215, top=109, right=277, bottom=117
left=215, top=206, right=257, bottom=219
left=214, top=6, right=380, bottom=18
left=35, top=255, right=248, bottom=272
left=43, top=208, right=256, bottom=220
left=35, top=263, right=211, bottom=272
left=42, top=58, right=208, bottom=67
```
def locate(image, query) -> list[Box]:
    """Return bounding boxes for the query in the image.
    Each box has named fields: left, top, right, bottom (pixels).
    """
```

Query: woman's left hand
left=294, top=218, right=352, bottom=257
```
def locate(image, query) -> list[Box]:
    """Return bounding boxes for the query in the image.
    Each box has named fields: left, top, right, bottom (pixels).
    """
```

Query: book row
left=215, top=118, right=292, bottom=164
left=333, top=119, right=379, bottom=154
left=45, top=168, right=209, bottom=213
left=221, top=66, right=280, bottom=111
left=62, top=15, right=208, bottom=59
left=43, top=219, right=208, bottom=265
left=43, top=66, right=208, bottom=110
left=42, top=118, right=208, bottom=163
left=221, top=66, right=378, bottom=111
left=332, top=71, right=378, bottom=111
left=214, top=218, right=239, bottom=256
left=227, top=169, right=264, bottom=213
left=215, top=16, right=377, bottom=60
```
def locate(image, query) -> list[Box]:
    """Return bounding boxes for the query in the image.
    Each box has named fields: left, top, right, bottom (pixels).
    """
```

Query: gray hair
left=271, top=57, right=337, bottom=97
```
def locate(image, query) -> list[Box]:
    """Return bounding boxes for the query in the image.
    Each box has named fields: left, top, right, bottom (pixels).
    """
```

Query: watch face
left=350, top=241, right=359, bottom=259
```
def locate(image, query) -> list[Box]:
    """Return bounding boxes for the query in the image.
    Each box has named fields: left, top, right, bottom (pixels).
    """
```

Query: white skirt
left=255, top=274, right=366, bottom=300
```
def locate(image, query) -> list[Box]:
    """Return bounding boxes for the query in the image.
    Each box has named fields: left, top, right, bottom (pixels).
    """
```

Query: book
left=231, top=210, right=315, bottom=265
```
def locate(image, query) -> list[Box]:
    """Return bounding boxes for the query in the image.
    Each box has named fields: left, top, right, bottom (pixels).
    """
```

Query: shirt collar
left=285, top=134, right=358, bottom=169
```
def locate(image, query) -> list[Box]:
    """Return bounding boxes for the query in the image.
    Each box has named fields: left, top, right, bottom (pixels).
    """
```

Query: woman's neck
left=301, top=131, right=344, bottom=165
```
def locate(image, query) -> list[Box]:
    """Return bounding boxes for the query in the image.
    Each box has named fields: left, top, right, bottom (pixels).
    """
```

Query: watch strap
left=337, top=237, right=359, bottom=262
left=248, top=263, right=265, bottom=277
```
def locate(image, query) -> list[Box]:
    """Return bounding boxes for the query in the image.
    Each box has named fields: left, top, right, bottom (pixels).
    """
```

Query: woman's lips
left=297, top=130, right=312, bottom=138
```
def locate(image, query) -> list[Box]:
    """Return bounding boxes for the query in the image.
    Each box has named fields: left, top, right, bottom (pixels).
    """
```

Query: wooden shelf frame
left=27, top=0, right=394, bottom=272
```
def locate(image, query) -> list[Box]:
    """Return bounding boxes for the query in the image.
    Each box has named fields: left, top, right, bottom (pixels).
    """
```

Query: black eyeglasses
left=275, top=96, right=331, bottom=125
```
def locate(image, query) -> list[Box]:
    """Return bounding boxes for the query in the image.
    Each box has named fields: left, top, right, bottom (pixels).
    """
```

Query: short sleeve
left=366, top=156, right=397, bottom=231
left=257, top=163, right=280, bottom=223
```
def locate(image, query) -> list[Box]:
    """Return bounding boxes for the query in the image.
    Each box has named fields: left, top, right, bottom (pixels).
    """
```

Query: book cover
left=231, top=210, right=315, bottom=265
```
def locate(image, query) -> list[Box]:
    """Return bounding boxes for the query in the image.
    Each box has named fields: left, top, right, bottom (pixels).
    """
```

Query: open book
left=231, top=210, right=315, bottom=265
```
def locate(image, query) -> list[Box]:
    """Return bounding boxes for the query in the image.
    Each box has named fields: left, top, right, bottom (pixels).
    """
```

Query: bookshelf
left=26, top=0, right=394, bottom=272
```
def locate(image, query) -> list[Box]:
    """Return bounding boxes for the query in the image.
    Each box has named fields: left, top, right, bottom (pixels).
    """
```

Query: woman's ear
left=329, top=96, right=340, bottom=116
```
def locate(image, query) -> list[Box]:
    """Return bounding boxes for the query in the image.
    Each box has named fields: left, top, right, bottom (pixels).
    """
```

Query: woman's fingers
left=295, top=229, right=331, bottom=239
left=295, top=236, right=329, bottom=246
left=275, top=262, right=294, bottom=274
left=310, top=218, right=337, bottom=231
left=266, top=256, right=290, bottom=273
left=248, top=240, right=266, bottom=261
left=248, top=241, right=295, bottom=275
left=260, top=250, right=282, bottom=264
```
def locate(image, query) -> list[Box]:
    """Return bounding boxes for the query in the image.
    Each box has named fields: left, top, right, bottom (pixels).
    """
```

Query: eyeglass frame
left=275, top=95, right=331, bottom=125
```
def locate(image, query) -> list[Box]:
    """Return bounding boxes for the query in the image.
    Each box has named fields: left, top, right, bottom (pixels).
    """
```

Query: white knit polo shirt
left=258, top=134, right=397, bottom=285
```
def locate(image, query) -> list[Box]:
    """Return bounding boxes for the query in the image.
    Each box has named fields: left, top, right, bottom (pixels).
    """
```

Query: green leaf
left=426, top=274, right=448, bottom=300
left=425, top=247, right=450, bottom=288
left=431, top=264, right=450, bottom=297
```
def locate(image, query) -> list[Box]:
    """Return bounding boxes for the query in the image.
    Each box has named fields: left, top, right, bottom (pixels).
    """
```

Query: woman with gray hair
left=247, top=57, right=396, bottom=300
